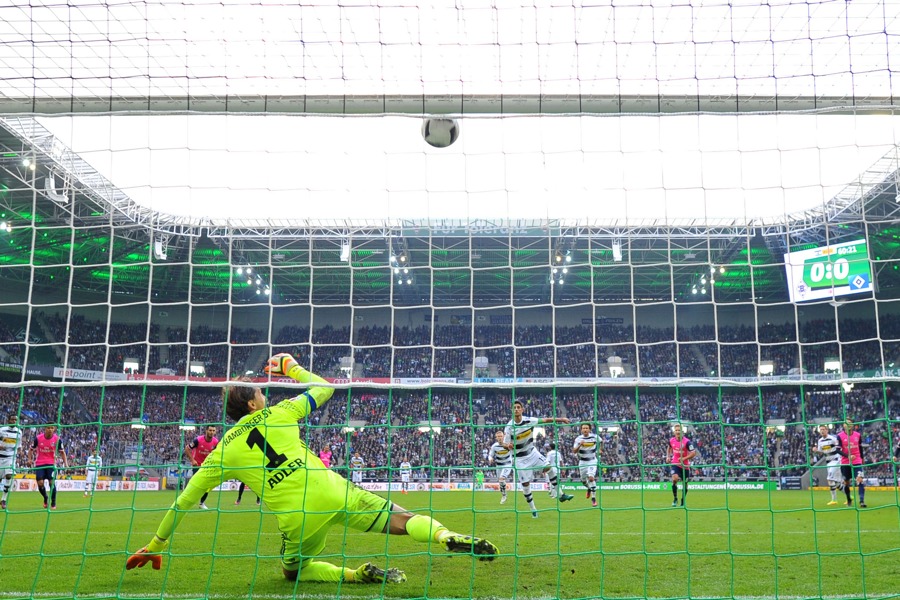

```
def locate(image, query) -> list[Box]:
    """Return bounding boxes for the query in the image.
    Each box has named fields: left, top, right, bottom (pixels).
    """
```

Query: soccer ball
left=421, top=118, right=459, bottom=148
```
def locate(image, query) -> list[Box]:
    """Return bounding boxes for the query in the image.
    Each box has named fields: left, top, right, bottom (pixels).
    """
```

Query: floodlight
left=612, top=241, right=623, bottom=262
left=153, top=239, right=168, bottom=260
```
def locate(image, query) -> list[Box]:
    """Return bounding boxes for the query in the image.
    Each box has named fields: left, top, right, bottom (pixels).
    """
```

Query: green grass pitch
left=1, top=489, right=899, bottom=599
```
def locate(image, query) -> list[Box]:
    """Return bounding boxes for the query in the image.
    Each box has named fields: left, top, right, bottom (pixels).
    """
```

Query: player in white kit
left=545, top=443, right=561, bottom=496
left=399, top=458, right=412, bottom=494
left=488, top=430, right=513, bottom=504
left=814, top=424, right=843, bottom=506
left=84, top=448, right=102, bottom=496
left=0, top=414, right=21, bottom=510
left=350, top=452, right=365, bottom=485
left=503, top=400, right=573, bottom=518
left=572, top=423, right=600, bottom=507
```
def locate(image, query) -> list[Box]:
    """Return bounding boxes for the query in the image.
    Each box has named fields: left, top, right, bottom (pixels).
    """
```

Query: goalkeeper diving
left=126, top=353, right=498, bottom=584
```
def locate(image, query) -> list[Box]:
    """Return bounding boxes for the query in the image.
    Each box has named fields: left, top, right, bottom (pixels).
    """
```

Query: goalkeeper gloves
left=264, top=353, right=304, bottom=381
left=126, top=535, right=168, bottom=571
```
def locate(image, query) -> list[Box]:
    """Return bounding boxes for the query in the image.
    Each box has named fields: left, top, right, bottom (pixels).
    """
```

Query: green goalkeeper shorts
left=280, top=471, right=392, bottom=571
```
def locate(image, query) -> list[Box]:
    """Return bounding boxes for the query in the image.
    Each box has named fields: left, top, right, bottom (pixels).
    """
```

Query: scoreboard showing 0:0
left=784, top=239, right=873, bottom=302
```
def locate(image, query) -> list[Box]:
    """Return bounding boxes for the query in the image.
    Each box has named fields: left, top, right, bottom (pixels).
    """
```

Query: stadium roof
left=26, top=113, right=900, bottom=227
left=1, top=113, right=900, bottom=307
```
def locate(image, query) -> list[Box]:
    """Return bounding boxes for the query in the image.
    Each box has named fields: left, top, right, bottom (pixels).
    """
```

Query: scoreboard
left=783, top=239, right=873, bottom=302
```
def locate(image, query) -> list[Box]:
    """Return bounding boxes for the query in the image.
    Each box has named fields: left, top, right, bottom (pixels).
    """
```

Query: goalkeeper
left=126, top=353, right=498, bottom=584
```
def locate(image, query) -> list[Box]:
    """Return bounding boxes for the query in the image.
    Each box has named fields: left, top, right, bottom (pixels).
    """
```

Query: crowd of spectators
left=5, top=312, right=900, bottom=380
left=4, top=309, right=900, bottom=484
left=0, top=314, right=26, bottom=363
left=1, top=380, right=898, bottom=484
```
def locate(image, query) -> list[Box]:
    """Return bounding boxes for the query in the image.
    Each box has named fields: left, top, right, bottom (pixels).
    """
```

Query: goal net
left=1, top=1, right=899, bottom=599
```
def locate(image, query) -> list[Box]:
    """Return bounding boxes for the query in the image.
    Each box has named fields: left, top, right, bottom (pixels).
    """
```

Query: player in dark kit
left=666, top=424, right=696, bottom=508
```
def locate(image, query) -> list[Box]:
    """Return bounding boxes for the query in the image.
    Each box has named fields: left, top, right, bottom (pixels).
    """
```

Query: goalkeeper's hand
left=126, top=536, right=168, bottom=571
left=264, top=353, right=303, bottom=380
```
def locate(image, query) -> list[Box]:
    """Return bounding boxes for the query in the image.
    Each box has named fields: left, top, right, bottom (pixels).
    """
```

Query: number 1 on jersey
left=246, top=427, right=290, bottom=469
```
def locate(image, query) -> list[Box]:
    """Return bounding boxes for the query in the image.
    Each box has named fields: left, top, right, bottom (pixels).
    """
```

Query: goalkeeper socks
left=296, top=560, right=354, bottom=583
left=858, top=482, right=865, bottom=503
left=200, top=492, right=209, bottom=504
left=844, top=483, right=852, bottom=503
left=405, top=514, right=449, bottom=544
left=681, top=481, right=688, bottom=503
left=38, top=486, right=47, bottom=502
left=51, top=485, right=57, bottom=505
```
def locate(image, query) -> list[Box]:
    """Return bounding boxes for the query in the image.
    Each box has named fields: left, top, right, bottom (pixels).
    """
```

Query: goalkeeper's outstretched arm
left=265, top=353, right=335, bottom=420
left=125, top=466, right=219, bottom=570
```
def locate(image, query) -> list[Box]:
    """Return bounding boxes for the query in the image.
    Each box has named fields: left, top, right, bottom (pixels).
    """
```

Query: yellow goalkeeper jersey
left=154, top=388, right=339, bottom=543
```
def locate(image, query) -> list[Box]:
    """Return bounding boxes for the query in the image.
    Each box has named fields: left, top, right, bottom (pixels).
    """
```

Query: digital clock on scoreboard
left=783, top=239, right=873, bottom=302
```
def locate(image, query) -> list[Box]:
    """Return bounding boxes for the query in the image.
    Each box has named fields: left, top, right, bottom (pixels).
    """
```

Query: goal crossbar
left=0, top=95, right=896, bottom=116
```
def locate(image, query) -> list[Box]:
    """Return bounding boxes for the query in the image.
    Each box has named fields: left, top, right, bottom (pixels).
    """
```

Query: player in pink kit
left=29, top=425, right=68, bottom=509
left=837, top=419, right=866, bottom=508
left=318, top=444, right=333, bottom=468
left=666, top=424, right=696, bottom=508
left=184, top=425, right=219, bottom=509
